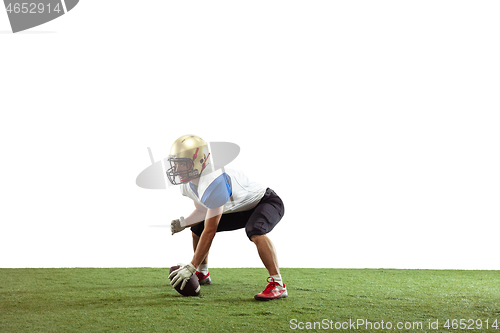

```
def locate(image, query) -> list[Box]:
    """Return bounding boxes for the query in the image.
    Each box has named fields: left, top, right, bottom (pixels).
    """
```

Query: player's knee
left=249, top=231, right=267, bottom=244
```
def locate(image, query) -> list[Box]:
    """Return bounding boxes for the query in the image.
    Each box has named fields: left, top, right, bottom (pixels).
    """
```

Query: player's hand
left=171, top=216, right=186, bottom=235
left=169, top=263, right=197, bottom=290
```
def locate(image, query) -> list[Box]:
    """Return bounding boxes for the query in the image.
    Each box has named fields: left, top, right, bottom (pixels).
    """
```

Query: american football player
left=167, top=134, right=287, bottom=300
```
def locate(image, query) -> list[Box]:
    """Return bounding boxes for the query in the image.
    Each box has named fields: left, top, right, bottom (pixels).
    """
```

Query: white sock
left=199, top=264, right=209, bottom=275
left=271, top=274, right=284, bottom=287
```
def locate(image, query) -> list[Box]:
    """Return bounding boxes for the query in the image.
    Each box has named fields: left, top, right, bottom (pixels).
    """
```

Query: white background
left=1, top=1, right=499, bottom=269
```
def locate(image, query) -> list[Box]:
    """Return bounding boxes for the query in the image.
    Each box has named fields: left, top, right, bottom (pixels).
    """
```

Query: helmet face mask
left=166, top=156, right=198, bottom=185
left=166, top=135, right=210, bottom=185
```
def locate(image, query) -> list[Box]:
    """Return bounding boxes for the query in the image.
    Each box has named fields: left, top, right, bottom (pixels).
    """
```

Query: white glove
left=169, top=263, right=197, bottom=290
left=171, top=216, right=186, bottom=235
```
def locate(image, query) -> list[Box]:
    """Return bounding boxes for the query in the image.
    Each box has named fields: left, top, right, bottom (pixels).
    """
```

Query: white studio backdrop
left=1, top=1, right=499, bottom=269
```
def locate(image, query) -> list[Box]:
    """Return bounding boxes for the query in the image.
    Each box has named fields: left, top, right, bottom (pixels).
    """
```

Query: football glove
left=171, top=216, right=186, bottom=235
left=169, top=263, right=197, bottom=290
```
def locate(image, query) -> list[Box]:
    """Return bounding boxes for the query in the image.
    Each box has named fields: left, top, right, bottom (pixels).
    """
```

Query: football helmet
left=166, top=134, right=210, bottom=185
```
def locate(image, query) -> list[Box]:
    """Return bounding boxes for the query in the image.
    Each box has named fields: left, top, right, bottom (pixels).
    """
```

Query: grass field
left=1, top=268, right=499, bottom=332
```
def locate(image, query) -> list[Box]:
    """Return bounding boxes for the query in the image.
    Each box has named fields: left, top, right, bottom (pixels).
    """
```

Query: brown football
left=169, top=265, right=201, bottom=297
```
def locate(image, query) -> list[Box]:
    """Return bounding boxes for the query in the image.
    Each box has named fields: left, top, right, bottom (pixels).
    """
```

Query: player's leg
left=250, top=234, right=279, bottom=276
left=251, top=234, right=286, bottom=301
left=245, top=188, right=287, bottom=301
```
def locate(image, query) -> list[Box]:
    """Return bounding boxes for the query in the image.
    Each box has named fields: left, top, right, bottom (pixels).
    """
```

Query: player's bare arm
left=184, top=201, right=207, bottom=227
left=171, top=202, right=208, bottom=235
left=191, top=206, right=223, bottom=268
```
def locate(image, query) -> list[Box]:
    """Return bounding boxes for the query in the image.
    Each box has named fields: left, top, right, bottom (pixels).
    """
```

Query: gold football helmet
left=166, top=134, right=210, bottom=185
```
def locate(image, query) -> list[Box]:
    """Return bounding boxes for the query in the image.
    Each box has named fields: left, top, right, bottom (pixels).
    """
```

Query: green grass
left=1, top=268, right=499, bottom=332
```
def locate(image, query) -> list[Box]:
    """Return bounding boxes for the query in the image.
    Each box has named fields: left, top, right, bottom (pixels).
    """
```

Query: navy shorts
left=190, top=188, right=284, bottom=241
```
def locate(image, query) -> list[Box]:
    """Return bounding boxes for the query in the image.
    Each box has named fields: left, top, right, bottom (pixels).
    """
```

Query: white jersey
left=180, top=167, right=266, bottom=214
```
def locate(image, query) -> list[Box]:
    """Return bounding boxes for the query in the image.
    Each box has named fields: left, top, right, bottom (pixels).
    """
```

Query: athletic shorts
left=190, top=188, right=284, bottom=241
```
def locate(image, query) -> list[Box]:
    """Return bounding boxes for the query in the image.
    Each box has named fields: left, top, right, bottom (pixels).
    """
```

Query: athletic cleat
left=196, top=271, right=212, bottom=285
left=254, top=277, right=288, bottom=301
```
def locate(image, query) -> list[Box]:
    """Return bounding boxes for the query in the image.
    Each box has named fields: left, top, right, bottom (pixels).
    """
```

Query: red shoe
left=196, top=271, right=212, bottom=285
left=254, top=277, right=288, bottom=301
